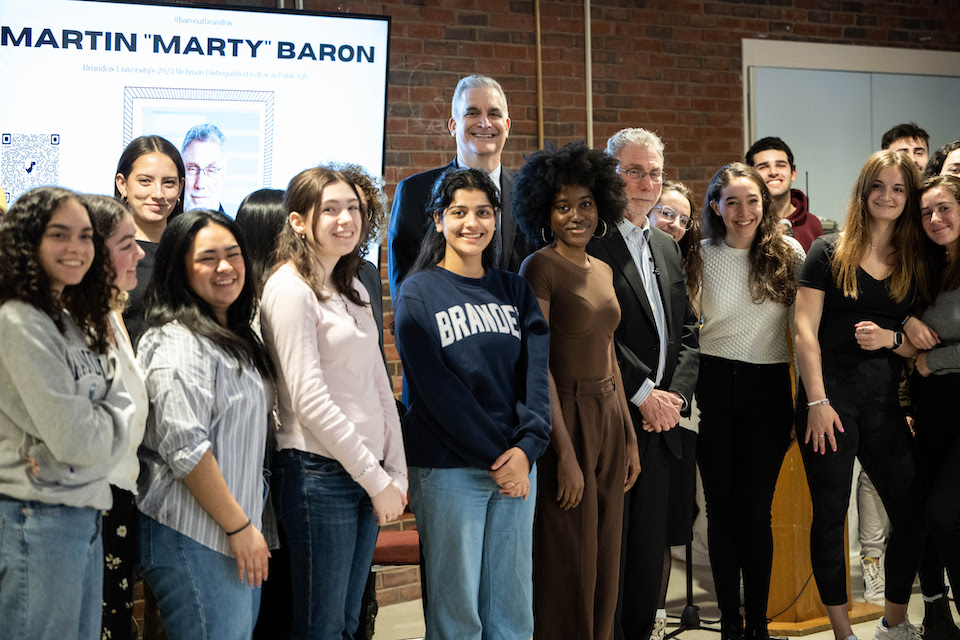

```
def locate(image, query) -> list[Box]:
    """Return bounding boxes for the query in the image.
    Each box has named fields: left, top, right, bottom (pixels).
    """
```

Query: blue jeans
left=409, top=465, right=537, bottom=640
left=0, top=498, right=102, bottom=640
left=139, top=514, right=261, bottom=640
left=272, top=449, right=380, bottom=640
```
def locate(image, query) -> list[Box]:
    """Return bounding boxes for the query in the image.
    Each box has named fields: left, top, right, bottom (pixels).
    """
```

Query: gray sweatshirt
left=0, top=300, right=134, bottom=510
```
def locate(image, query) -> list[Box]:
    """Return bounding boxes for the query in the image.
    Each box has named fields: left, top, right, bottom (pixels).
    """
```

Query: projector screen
left=0, top=0, right=390, bottom=218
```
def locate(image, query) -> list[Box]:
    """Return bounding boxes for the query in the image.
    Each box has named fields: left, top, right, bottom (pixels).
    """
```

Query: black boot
left=923, top=595, right=960, bottom=640
left=745, top=621, right=770, bottom=640
left=722, top=617, right=745, bottom=640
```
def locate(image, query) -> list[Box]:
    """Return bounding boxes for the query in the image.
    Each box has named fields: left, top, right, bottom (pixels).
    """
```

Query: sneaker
left=874, top=618, right=923, bottom=640
left=862, top=556, right=885, bottom=604
left=652, top=615, right=668, bottom=640
left=922, top=595, right=960, bottom=640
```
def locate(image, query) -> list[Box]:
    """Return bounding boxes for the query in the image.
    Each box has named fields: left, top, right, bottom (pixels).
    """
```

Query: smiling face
left=185, top=222, right=245, bottom=326
left=305, top=180, right=363, bottom=264
left=751, top=149, right=796, bottom=201
left=448, top=87, right=510, bottom=168
left=615, top=143, right=664, bottom=224
left=183, top=139, right=226, bottom=212
left=434, top=188, right=497, bottom=268
left=942, top=148, right=960, bottom=179
left=105, top=213, right=145, bottom=292
left=711, top=176, right=764, bottom=249
left=115, top=152, right=183, bottom=230
left=649, top=189, right=691, bottom=242
left=551, top=184, right=598, bottom=254
left=38, top=198, right=95, bottom=295
left=888, top=137, right=928, bottom=172
left=921, top=186, right=960, bottom=256
left=866, top=165, right=907, bottom=223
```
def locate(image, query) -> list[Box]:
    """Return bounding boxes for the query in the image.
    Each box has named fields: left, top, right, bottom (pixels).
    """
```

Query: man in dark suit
left=387, top=74, right=529, bottom=295
left=588, top=128, right=700, bottom=640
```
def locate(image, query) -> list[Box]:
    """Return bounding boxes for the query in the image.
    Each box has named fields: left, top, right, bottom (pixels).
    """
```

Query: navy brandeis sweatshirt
left=394, top=266, right=552, bottom=470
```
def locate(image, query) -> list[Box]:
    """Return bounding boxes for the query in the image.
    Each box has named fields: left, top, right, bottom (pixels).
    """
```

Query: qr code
left=1, top=133, right=61, bottom=204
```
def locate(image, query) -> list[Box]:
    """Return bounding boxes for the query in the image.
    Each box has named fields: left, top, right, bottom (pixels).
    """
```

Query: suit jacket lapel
left=648, top=232, right=674, bottom=331
left=598, top=229, right=657, bottom=327
left=499, top=168, right=516, bottom=266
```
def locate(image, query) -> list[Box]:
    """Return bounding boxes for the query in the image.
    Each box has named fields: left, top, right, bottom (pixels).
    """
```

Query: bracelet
left=900, top=314, right=912, bottom=330
left=807, top=398, right=830, bottom=407
left=226, top=519, right=251, bottom=536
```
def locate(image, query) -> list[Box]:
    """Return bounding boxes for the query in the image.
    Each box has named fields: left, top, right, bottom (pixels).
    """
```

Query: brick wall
left=182, top=0, right=960, bottom=391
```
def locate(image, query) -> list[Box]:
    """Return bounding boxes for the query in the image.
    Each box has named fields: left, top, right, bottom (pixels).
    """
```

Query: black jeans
left=696, top=355, right=793, bottom=629
left=797, top=354, right=925, bottom=606
left=912, top=371, right=960, bottom=592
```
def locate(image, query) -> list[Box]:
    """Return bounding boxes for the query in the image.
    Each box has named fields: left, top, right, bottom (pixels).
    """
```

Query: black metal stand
left=665, top=542, right=720, bottom=639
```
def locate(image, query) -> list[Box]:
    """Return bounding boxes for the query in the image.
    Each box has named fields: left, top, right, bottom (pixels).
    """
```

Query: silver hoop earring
left=541, top=227, right=554, bottom=245
left=593, top=219, right=608, bottom=238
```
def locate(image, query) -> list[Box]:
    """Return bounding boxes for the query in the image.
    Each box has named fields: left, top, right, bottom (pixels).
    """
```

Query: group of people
left=0, top=71, right=958, bottom=640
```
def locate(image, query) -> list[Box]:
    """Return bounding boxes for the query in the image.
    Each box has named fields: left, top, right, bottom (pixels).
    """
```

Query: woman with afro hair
left=515, top=141, right=641, bottom=640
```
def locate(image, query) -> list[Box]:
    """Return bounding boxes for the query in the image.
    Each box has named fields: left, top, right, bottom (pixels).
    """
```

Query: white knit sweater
left=699, top=236, right=805, bottom=365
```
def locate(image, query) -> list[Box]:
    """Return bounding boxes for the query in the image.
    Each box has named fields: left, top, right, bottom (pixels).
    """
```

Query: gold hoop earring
left=593, top=219, right=608, bottom=238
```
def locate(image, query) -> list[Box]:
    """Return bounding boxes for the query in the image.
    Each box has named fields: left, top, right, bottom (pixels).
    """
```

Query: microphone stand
left=665, top=542, right=720, bottom=639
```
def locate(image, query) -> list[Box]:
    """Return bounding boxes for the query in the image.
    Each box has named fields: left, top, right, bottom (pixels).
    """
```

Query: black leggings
left=696, top=356, right=793, bottom=628
left=797, top=355, right=925, bottom=606
left=912, top=371, right=960, bottom=592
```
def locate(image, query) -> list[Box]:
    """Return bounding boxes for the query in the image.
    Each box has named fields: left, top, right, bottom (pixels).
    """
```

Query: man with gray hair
left=182, top=123, right=227, bottom=215
left=588, top=127, right=699, bottom=640
left=387, top=74, right=530, bottom=295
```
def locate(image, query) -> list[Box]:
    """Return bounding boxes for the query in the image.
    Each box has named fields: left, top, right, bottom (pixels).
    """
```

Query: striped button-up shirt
left=137, top=322, right=268, bottom=556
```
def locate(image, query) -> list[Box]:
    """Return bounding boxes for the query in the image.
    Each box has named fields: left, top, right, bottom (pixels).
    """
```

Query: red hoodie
left=787, top=189, right=823, bottom=252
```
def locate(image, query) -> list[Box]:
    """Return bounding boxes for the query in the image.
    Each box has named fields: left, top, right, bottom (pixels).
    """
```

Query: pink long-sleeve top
left=260, top=264, right=407, bottom=497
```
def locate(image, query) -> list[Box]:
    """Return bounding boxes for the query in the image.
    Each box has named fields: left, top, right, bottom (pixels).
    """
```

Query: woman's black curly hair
left=0, top=186, right=113, bottom=353
left=512, top=140, right=627, bottom=248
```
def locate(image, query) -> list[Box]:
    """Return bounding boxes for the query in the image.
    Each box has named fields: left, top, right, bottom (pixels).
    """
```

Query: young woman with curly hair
left=513, top=141, right=641, bottom=640
left=795, top=150, right=928, bottom=640
left=260, top=167, right=407, bottom=640
left=0, top=187, right=134, bottom=638
left=696, top=163, right=805, bottom=640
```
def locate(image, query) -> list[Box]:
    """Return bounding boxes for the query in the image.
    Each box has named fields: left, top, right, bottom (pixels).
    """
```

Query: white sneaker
left=652, top=614, right=668, bottom=640
left=862, top=556, right=885, bottom=604
left=873, top=617, right=923, bottom=640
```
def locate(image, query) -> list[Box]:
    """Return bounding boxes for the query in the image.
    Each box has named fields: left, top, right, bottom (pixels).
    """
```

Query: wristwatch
left=892, top=330, right=903, bottom=349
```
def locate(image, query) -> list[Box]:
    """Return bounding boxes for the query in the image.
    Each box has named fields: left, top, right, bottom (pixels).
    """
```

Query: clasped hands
left=639, top=389, right=683, bottom=432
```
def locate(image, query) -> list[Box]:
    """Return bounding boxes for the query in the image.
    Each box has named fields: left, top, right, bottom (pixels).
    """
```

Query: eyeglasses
left=651, top=206, right=691, bottom=229
left=185, top=164, right=223, bottom=178
left=616, top=167, right=666, bottom=183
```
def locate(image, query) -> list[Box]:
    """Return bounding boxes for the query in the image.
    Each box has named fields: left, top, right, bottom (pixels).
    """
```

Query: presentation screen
left=0, top=0, right=390, bottom=218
